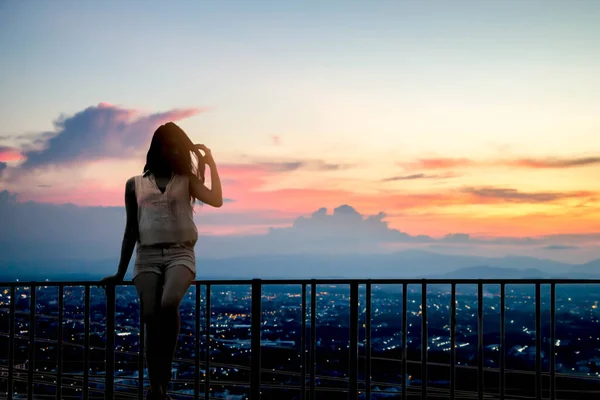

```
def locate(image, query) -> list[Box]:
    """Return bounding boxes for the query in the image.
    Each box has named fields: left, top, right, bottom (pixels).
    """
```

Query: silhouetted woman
left=100, top=122, right=223, bottom=399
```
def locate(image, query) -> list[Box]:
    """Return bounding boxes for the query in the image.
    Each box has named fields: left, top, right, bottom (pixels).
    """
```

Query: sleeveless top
left=134, top=173, right=198, bottom=247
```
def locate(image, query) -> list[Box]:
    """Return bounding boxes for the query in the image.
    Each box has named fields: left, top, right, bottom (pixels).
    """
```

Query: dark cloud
left=18, top=103, right=204, bottom=170
left=0, top=162, right=6, bottom=178
left=200, top=197, right=235, bottom=205
left=259, top=161, right=305, bottom=172
left=401, top=156, right=600, bottom=171
left=266, top=204, right=434, bottom=246
left=383, top=173, right=429, bottom=181
left=461, top=187, right=587, bottom=203
left=0, top=190, right=123, bottom=242
left=541, top=233, right=600, bottom=242
left=382, top=173, right=456, bottom=182
left=258, top=159, right=353, bottom=173
left=509, top=157, right=600, bottom=169
left=442, top=233, right=471, bottom=243
left=543, top=245, right=579, bottom=250
left=310, top=160, right=353, bottom=171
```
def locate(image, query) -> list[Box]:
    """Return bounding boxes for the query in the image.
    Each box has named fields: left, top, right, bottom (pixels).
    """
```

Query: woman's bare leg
left=159, top=266, right=195, bottom=390
left=134, top=273, right=165, bottom=397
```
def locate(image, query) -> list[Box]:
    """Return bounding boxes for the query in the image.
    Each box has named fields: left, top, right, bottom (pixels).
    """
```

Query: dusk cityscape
left=0, top=281, right=598, bottom=399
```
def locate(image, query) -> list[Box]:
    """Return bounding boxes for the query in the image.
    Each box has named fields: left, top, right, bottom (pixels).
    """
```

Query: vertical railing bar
left=550, top=283, right=556, bottom=400
left=8, top=285, right=15, bottom=400
left=194, top=282, right=200, bottom=400
left=500, top=284, right=505, bottom=400
left=450, top=283, right=456, bottom=400
left=57, top=285, right=64, bottom=400
left=366, top=282, right=372, bottom=400
left=401, top=283, right=407, bottom=400
left=421, top=281, right=427, bottom=399
left=138, top=306, right=145, bottom=400
left=83, top=285, right=90, bottom=400
left=301, top=284, right=306, bottom=400
left=477, top=282, right=483, bottom=400
left=250, top=279, right=262, bottom=399
left=205, top=284, right=211, bottom=400
left=349, top=282, right=359, bottom=399
left=28, top=285, right=36, bottom=400
left=105, top=284, right=116, bottom=400
left=536, top=283, right=542, bottom=400
left=310, top=281, right=316, bottom=400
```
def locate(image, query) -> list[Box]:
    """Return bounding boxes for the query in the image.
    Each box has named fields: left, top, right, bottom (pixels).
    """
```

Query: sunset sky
left=1, top=0, right=600, bottom=264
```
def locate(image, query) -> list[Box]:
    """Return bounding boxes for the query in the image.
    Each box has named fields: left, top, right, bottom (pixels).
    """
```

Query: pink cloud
left=0, top=146, right=23, bottom=162
left=401, top=157, right=474, bottom=170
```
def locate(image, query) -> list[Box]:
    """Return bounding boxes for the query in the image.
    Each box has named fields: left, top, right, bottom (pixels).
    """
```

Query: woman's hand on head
left=195, top=144, right=215, bottom=166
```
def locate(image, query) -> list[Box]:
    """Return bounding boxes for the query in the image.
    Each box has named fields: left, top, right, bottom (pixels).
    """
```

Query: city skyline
left=1, top=281, right=598, bottom=399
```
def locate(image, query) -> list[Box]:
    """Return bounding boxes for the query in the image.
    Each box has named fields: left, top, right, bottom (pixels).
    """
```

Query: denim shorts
left=133, top=242, right=196, bottom=280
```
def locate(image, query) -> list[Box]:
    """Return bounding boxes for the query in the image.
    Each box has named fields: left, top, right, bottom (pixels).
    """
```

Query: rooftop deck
left=1, top=278, right=600, bottom=399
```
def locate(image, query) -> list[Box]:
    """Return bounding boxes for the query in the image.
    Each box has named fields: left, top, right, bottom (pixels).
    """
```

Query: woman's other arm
left=100, top=178, right=138, bottom=287
left=116, top=177, right=139, bottom=277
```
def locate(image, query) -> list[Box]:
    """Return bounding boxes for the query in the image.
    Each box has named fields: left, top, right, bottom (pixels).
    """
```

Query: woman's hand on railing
left=98, top=273, right=124, bottom=290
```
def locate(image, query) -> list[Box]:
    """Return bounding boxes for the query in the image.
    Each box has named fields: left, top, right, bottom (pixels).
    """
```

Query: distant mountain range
left=0, top=249, right=598, bottom=282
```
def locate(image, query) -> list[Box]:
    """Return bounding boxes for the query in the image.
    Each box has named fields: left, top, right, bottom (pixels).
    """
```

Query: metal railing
left=1, top=278, right=600, bottom=400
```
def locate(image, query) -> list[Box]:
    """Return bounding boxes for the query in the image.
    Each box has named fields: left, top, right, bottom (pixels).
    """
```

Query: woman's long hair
left=143, top=122, right=205, bottom=202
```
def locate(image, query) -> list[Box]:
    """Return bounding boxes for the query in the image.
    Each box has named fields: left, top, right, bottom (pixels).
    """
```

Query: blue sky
left=3, top=0, right=599, bottom=140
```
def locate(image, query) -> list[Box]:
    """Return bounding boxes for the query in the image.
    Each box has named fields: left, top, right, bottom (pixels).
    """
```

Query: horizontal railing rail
left=5, top=278, right=600, bottom=285
left=1, top=278, right=599, bottom=400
